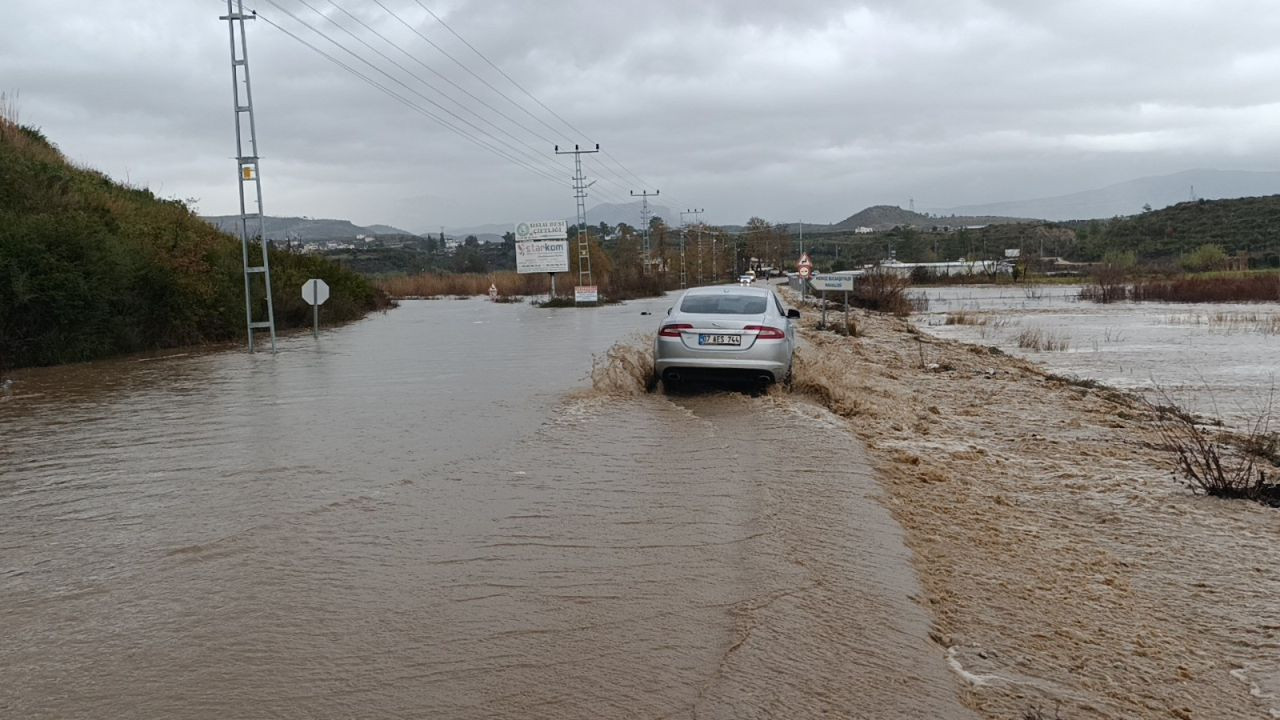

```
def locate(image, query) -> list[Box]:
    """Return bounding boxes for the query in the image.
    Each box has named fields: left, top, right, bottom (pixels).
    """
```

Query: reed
left=944, top=310, right=987, bottom=326
left=1015, top=327, right=1070, bottom=351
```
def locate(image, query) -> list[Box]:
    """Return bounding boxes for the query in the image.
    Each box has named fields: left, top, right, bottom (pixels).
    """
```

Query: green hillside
left=1076, top=195, right=1280, bottom=262
left=0, top=119, right=386, bottom=369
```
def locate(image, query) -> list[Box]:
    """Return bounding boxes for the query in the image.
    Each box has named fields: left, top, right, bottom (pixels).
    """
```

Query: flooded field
left=913, top=285, right=1280, bottom=430
left=0, top=298, right=972, bottom=718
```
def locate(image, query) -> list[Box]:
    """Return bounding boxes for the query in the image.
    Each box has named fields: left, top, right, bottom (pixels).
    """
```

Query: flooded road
left=1, top=299, right=971, bottom=718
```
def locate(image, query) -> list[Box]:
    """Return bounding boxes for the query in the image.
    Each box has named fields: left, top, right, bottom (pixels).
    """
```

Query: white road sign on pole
left=514, top=220, right=568, bottom=241
left=809, top=273, right=855, bottom=292
left=302, top=278, right=329, bottom=339
left=302, top=278, right=330, bottom=305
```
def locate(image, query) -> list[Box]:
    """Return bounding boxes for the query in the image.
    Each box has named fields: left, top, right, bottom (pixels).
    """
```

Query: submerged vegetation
left=1146, top=390, right=1279, bottom=507
left=1081, top=271, right=1280, bottom=304
left=1014, top=326, right=1071, bottom=352
left=0, top=114, right=385, bottom=369
left=847, top=272, right=919, bottom=316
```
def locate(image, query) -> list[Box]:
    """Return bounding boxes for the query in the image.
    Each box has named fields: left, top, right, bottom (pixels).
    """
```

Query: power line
left=269, top=0, right=571, bottom=185
left=324, top=0, right=562, bottom=150
left=247, top=5, right=571, bottom=187
left=217, top=0, right=661, bottom=211
left=406, top=0, right=664, bottom=203
left=327, top=0, right=649, bottom=205
left=380, top=0, right=579, bottom=147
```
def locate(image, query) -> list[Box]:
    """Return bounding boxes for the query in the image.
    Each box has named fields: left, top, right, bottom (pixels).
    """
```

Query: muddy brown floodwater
left=1, top=299, right=973, bottom=718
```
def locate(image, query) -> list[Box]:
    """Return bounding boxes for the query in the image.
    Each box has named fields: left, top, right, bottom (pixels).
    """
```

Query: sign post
left=515, top=221, right=570, bottom=299
left=810, top=273, right=855, bottom=333
left=301, top=278, right=330, bottom=339
left=797, top=253, right=813, bottom=300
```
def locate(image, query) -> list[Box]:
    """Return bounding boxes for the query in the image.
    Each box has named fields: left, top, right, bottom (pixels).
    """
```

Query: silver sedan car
left=654, top=285, right=800, bottom=388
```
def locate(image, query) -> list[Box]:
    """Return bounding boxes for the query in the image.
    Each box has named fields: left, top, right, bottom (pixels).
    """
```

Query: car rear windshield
left=680, top=293, right=768, bottom=315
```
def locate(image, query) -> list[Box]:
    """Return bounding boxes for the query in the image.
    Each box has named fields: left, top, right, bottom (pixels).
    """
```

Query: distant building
left=840, top=259, right=1013, bottom=278
left=853, top=226, right=875, bottom=234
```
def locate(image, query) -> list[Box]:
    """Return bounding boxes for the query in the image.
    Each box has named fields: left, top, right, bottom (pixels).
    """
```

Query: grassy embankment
left=0, top=115, right=387, bottom=370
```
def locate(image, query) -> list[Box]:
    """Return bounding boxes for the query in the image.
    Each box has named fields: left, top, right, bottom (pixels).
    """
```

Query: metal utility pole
left=631, top=189, right=659, bottom=273
left=555, top=144, right=599, bottom=286
left=685, top=208, right=704, bottom=282
left=221, top=0, right=277, bottom=353
left=675, top=214, right=690, bottom=289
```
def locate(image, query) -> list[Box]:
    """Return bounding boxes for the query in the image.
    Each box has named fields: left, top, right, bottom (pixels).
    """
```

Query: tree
left=1181, top=243, right=1227, bottom=272
left=452, top=246, right=487, bottom=273
left=464, top=234, right=479, bottom=248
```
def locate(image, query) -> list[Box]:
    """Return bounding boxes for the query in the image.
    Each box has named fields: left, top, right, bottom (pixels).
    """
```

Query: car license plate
left=699, top=334, right=741, bottom=346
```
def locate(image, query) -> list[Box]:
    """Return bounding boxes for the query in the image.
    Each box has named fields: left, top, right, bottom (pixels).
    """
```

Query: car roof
left=683, top=284, right=770, bottom=296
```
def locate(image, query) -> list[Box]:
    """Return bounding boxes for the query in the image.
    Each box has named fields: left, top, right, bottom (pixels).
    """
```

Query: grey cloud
left=3, top=0, right=1279, bottom=228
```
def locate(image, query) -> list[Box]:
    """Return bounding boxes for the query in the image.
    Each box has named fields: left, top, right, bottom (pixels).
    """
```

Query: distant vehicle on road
left=654, top=285, right=799, bottom=389
left=737, top=274, right=754, bottom=285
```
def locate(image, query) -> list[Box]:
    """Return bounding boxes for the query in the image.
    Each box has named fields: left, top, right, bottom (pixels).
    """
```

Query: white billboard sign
left=515, top=240, right=570, bottom=274
left=515, top=220, right=568, bottom=241
left=575, top=285, right=599, bottom=303
left=809, top=273, right=856, bottom=292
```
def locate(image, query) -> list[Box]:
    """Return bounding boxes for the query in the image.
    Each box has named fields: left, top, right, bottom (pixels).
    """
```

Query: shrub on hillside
left=0, top=117, right=383, bottom=369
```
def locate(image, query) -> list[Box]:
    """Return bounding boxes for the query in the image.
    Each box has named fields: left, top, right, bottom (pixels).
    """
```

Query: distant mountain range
left=202, top=215, right=419, bottom=241
left=927, top=169, right=1280, bottom=222
left=204, top=169, right=1280, bottom=245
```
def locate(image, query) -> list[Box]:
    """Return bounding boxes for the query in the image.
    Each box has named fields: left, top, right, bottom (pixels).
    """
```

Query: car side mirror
left=787, top=309, right=801, bottom=319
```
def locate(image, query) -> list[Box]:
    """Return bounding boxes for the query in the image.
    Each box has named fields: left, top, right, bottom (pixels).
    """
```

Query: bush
left=1145, top=390, right=1279, bottom=506
left=1180, top=243, right=1228, bottom=272
left=0, top=117, right=383, bottom=369
left=1083, top=272, right=1280, bottom=303
left=850, top=271, right=916, bottom=316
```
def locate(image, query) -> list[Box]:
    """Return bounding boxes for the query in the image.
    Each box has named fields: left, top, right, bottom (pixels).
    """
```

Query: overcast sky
left=4, top=0, right=1280, bottom=230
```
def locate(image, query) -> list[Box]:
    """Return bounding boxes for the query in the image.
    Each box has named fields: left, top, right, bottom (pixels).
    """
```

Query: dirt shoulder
left=791, top=308, right=1280, bottom=719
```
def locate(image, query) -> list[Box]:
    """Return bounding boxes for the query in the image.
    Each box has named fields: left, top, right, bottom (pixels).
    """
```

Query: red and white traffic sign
left=797, top=253, right=813, bottom=278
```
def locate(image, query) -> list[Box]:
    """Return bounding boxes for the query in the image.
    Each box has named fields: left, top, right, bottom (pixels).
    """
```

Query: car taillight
left=745, top=325, right=785, bottom=340
left=659, top=323, right=692, bottom=337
